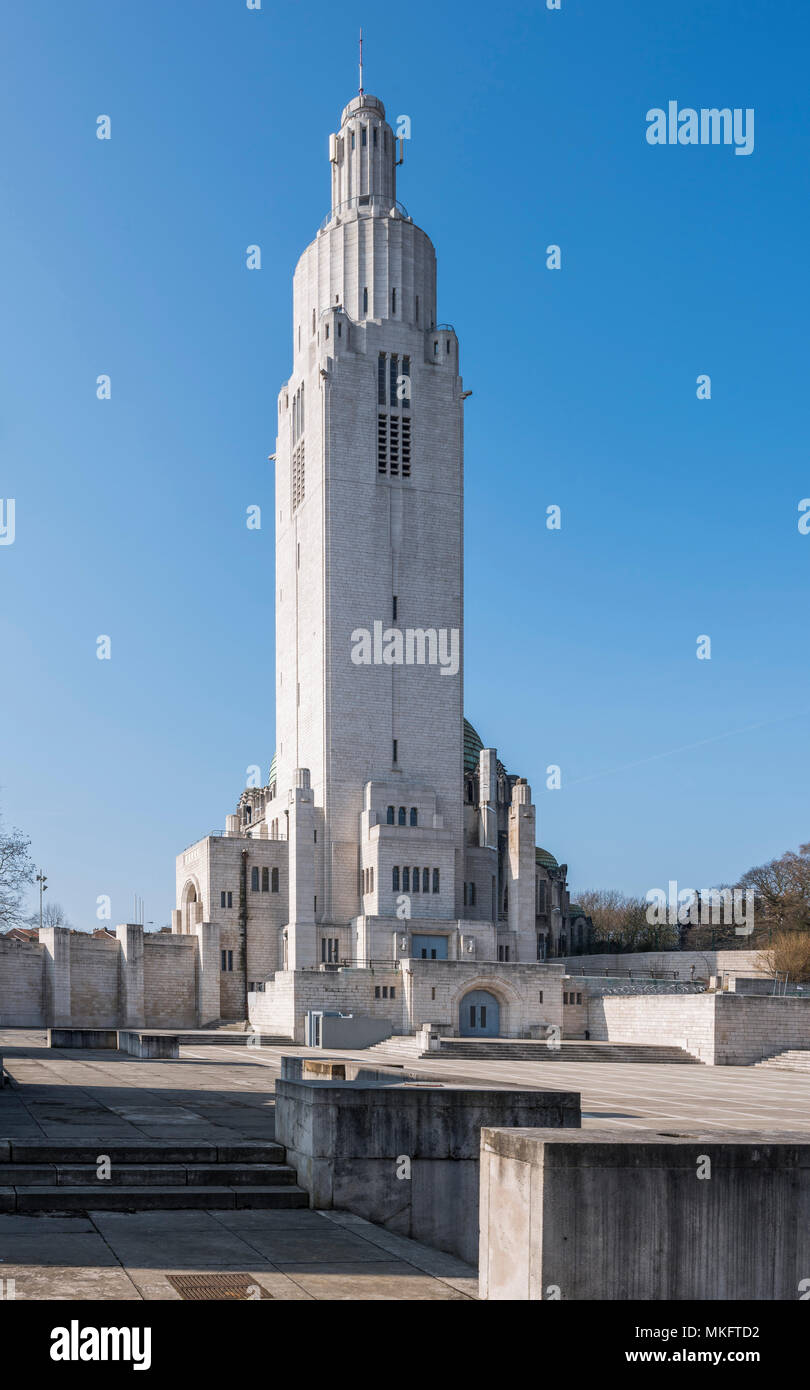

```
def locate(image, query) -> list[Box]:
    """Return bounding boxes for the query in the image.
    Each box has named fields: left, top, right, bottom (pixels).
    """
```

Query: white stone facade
left=171, top=85, right=591, bottom=1041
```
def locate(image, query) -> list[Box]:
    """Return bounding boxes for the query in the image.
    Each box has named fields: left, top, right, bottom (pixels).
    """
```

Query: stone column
left=116, top=923, right=145, bottom=1029
left=287, top=768, right=317, bottom=971
left=194, top=921, right=221, bottom=1026
left=508, top=778, right=537, bottom=961
left=41, top=926, right=71, bottom=1027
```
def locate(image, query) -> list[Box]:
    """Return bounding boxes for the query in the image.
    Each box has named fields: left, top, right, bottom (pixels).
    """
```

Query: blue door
left=412, top=934, right=449, bottom=960
left=459, top=989, right=500, bottom=1037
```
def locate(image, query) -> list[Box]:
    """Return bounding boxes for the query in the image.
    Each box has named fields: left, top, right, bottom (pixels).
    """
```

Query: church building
left=173, top=80, right=591, bottom=1043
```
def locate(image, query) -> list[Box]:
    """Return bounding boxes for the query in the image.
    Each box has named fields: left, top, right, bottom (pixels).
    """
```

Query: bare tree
left=765, top=930, right=810, bottom=983
left=0, top=815, right=35, bottom=929
left=574, top=888, right=676, bottom=952
left=27, top=900, right=72, bottom=931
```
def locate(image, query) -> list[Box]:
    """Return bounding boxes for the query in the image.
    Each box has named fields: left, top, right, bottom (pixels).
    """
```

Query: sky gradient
left=1, top=0, right=808, bottom=928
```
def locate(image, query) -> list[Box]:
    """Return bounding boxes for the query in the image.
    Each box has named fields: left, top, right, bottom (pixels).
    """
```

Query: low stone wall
left=275, top=1078, right=581, bottom=1264
left=588, top=991, right=810, bottom=1064
left=565, top=949, right=767, bottom=978
left=479, top=1127, right=810, bottom=1300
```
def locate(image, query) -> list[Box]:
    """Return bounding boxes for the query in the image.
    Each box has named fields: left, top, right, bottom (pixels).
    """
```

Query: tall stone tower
left=273, top=84, right=465, bottom=944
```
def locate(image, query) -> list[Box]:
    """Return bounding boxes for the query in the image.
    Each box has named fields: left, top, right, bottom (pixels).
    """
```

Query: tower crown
left=329, top=93, right=399, bottom=217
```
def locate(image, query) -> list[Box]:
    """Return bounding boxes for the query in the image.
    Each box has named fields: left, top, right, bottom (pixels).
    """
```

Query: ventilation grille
left=292, top=441, right=305, bottom=510
left=377, top=414, right=411, bottom=478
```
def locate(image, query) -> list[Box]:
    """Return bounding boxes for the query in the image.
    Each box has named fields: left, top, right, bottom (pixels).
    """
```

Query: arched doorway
left=459, top=989, right=500, bottom=1037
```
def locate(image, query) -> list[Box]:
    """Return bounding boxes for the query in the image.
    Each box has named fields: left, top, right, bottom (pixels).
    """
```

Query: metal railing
left=319, top=195, right=410, bottom=231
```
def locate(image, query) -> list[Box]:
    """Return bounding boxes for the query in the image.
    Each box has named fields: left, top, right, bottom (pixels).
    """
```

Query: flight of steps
left=426, top=1040, right=703, bottom=1064
left=754, top=1050, right=810, bottom=1074
left=0, top=1140, right=309, bottom=1214
left=364, top=1035, right=425, bottom=1061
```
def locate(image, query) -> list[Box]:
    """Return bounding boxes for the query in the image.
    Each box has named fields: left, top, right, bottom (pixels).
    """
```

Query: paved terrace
left=3, top=1028, right=810, bottom=1300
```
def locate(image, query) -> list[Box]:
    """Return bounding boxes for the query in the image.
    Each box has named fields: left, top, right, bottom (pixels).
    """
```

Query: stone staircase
left=425, top=1039, right=703, bottom=1064
left=0, top=1139, right=309, bottom=1213
left=754, top=1049, right=810, bottom=1074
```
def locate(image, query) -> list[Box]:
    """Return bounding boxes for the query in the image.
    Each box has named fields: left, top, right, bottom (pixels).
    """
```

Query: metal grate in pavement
left=166, top=1273, right=273, bottom=1300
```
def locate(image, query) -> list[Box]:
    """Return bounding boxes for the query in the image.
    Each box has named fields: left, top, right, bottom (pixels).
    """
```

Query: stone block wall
left=69, top=935, right=120, bottom=1028
left=142, top=936, right=198, bottom=1028
left=0, top=937, right=45, bottom=1026
left=565, top=949, right=767, bottom=978
left=588, top=991, right=810, bottom=1064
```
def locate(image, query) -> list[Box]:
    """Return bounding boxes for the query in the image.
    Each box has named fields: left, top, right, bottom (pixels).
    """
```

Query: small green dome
left=535, top=846, right=559, bottom=869
left=268, top=752, right=277, bottom=786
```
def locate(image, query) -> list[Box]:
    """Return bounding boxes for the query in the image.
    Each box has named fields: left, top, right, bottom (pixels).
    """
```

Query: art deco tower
left=273, top=83, right=465, bottom=949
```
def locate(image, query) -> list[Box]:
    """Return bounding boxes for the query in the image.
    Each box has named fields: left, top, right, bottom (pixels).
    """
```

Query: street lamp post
left=35, top=870, right=48, bottom=931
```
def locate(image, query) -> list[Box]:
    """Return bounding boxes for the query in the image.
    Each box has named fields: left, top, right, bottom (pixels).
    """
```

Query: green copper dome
left=463, top=719, right=484, bottom=775
left=535, top=846, right=559, bottom=869
left=268, top=752, right=277, bottom=787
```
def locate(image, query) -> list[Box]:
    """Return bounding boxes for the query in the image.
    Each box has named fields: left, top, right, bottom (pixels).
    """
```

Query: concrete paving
left=4, top=1025, right=810, bottom=1300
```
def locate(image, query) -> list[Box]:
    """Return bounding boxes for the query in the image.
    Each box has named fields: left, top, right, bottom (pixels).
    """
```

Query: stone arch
left=449, top=974, right=522, bottom=1039
left=180, top=876, right=202, bottom=933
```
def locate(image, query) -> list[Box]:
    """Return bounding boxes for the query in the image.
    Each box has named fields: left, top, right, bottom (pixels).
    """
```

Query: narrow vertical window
left=271, top=867, right=279, bottom=892
left=409, top=807, right=417, bottom=826
left=412, top=868, right=420, bottom=894
left=403, top=867, right=410, bottom=891
left=415, top=295, right=419, bottom=323
left=361, top=126, right=367, bottom=146
left=386, top=805, right=395, bottom=824
left=393, top=865, right=400, bottom=891
left=393, top=596, right=398, bottom=620
left=389, top=354, right=398, bottom=405
left=392, top=288, right=397, bottom=314
left=351, top=131, right=356, bottom=150
left=373, top=126, right=378, bottom=146
left=251, top=866, right=259, bottom=892
left=312, top=308, right=315, bottom=334
left=261, top=866, right=269, bottom=892
left=378, top=353, right=387, bottom=405
left=422, top=867, right=429, bottom=894
left=398, top=806, right=406, bottom=825
left=392, top=739, right=398, bottom=763
left=432, top=868, right=440, bottom=894
left=363, top=286, right=368, bottom=314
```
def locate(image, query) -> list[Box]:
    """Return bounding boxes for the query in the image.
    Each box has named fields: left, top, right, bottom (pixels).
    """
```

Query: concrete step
left=429, top=1041, right=701, bottom=1063
left=3, top=1185, right=309, bottom=1213
left=0, top=1162, right=298, bottom=1187
left=755, top=1050, right=810, bottom=1072
left=5, top=1140, right=286, bottom=1165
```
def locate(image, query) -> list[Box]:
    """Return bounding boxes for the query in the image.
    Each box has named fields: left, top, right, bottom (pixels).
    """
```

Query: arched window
left=432, top=868, right=440, bottom=894
left=387, top=806, right=395, bottom=824
left=403, top=867, right=410, bottom=891
left=398, top=807, right=406, bottom=826
left=271, top=867, right=279, bottom=893
left=392, top=866, right=400, bottom=891
left=412, top=868, right=420, bottom=894
left=261, top=867, right=269, bottom=893
left=251, top=866, right=259, bottom=892
left=409, top=807, right=417, bottom=826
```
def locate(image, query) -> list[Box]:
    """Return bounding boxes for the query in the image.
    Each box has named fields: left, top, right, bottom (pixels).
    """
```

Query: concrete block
left=48, top=1028, right=118, bottom=1050
left=276, top=1079, right=580, bottom=1263
left=117, top=1031, right=179, bottom=1059
left=479, top=1127, right=810, bottom=1301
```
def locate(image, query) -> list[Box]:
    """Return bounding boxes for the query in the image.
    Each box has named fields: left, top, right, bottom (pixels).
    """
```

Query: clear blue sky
left=2, top=0, right=808, bottom=928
